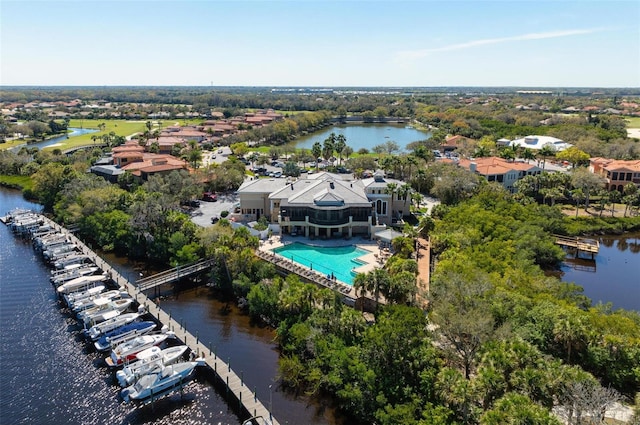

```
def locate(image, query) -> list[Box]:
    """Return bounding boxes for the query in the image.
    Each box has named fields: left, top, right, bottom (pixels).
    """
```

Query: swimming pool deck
left=257, top=234, right=386, bottom=300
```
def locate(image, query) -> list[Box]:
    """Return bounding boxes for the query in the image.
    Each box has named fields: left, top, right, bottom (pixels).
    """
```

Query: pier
left=35, top=215, right=280, bottom=424
left=553, top=234, right=600, bottom=257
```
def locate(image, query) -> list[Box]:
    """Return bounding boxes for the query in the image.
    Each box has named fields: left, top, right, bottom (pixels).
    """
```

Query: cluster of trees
left=237, top=185, right=639, bottom=424
left=514, top=168, right=640, bottom=218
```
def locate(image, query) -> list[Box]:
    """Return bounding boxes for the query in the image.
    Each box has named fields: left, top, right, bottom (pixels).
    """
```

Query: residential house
left=589, top=157, right=640, bottom=191
left=458, top=157, right=542, bottom=193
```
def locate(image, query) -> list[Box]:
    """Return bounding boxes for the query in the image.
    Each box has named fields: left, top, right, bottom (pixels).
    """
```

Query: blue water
left=0, top=188, right=336, bottom=425
left=272, top=243, right=368, bottom=285
left=293, top=124, right=430, bottom=152
left=14, top=127, right=99, bottom=151
left=559, top=233, right=640, bottom=311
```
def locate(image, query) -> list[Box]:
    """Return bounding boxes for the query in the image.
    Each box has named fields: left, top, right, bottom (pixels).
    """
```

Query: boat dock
left=553, top=234, right=600, bottom=257
left=33, top=215, right=279, bottom=424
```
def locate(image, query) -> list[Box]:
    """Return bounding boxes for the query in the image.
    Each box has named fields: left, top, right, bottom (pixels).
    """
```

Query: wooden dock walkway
left=39, top=216, right=279, bottom=424
left=553, top=234, right=600, bottom=255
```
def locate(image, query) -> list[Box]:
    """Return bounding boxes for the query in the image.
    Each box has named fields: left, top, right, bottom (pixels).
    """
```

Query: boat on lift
left=115, top=345, right=190, bottom=387
left=94, top=321, right=157, bottom=352
left=120, top=361, right=200, bottom=404
left=106, top=333, right=173, bottom=368
left=84, top=311, right=143, bottom=341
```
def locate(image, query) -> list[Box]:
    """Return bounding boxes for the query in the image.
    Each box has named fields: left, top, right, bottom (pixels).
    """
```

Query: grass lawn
left=41, top=119, right=201, bottom=151
left=0, top=175, right=33, bottom=191
left=624, top=116, right=640, bottom=128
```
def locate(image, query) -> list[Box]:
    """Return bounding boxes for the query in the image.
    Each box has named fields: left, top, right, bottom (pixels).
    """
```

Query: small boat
left=106, top=333, right=173, bottom=368
left=116, top=345, right=189, bottom=387
left=94, top=321, right=157, bottom=352
left=54, top=254, right=92, bottom=270
left=79, top=298, right=134, bottom=325
left=85, top=312, right=142, bottom=341
left=71, top=290, right=129, bottom=313
left=63, top=285, right=106, bottom=306
left=120, top=361, right=200, bottom=404
left=57, top=274, right=107, bottom=295
left=51, top=266, right=100, bottom=286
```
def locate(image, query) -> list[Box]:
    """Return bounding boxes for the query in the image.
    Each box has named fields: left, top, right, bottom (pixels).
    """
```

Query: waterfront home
left=237, top=171, right=411, bottom=238
left=458, top=157, right=542, bottom=193
left=589, top=157, right=640, bottom=191
left=91, top=142, right=190, bottom=182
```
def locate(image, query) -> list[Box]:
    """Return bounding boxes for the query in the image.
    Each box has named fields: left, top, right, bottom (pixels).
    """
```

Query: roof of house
left=459, top=157, right=541, bottom=176
left=509, top=135, right=572, bottom=151
left=238, top=178, right=289, bottom=194
left=590, top=157, right=640, bottom=172
left=271, top=177, right=371, bottom=208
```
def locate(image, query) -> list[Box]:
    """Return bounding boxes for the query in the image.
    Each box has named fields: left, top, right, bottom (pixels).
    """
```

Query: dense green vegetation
left=2, top=87, right=640, bottom=423
left=238, top=185, right=639, bottom=424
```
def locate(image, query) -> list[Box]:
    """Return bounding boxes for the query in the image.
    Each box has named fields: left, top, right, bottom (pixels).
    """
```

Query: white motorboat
left=70, top=290, right=129, bottom=313
left=63, top=285, right=106, bottom=306
left=79, top=298, right=134, bottom=325
left=116, top=345, right=190, bottom=387
left=56, top=274, right=107, bottom=295
left=52, top=266, right=101, bottom=286
left=94, top=321, right=157, bottom=352
left=43, top=244, right=77, bottom=261
left=120, top=361, right=200, bottom=404
left=54, top=254, right=92, bottom=270
left=106, top=333, right=173, bottom=368
left=85, top=311, right=142, bottom=341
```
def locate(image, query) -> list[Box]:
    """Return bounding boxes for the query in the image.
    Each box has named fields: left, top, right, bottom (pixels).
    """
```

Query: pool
left=272, top=243, right=369, bottom=285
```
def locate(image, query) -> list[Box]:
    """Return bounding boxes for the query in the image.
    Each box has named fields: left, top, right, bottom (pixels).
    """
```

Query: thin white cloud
left=395, top=28, right=602, bottom=62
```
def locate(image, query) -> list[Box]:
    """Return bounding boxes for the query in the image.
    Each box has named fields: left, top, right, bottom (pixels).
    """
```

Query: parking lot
left=189, top=192, right=239, bottom=227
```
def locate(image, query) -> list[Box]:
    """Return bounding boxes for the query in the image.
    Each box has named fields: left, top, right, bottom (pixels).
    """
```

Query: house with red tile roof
left=589, top=157, right=640, bottom=191
left=458, top=157, right=542, bottom=193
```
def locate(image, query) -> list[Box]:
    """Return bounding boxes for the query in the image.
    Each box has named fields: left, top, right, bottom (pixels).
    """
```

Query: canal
left=0, top=188, right=338, bottom=425
left=558, top=233, right=640, bottom=311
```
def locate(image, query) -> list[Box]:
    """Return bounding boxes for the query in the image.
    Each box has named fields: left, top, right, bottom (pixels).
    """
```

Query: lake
left=292, top=124, right=430, bottom=152
left=558, top=233, right=640, bottom=311
left=17, top=127, right=99, bottom=151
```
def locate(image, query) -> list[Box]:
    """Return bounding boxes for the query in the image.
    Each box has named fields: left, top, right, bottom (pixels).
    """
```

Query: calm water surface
left=558, top=233, right=640, bottom=311
left=13, top=127, right=100, bottom=151
left=292, top=124, right=430, bottom=152
left=0, top=188, right=336, bottom=425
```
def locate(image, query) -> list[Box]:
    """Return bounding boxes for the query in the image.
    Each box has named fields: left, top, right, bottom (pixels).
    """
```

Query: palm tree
left=622, top=183, right=638, bottom=217
left=334, top=134, right=346, bottom=165
left=538, top=145, right=556, bottom=171
left=384, top=182, right=398, bottom=201
left=353, top=273, right=368, bottom=312
left=571, top=188, right=585, bottom=217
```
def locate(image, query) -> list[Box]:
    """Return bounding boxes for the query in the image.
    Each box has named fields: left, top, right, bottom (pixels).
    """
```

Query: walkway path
left=416, top=237, right=431, bottom=308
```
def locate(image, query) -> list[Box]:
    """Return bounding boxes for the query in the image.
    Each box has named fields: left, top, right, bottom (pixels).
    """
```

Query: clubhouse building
left=237, top=172, right=411, bottom=238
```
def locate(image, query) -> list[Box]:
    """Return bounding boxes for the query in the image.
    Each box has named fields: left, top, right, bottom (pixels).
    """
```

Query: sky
left=1, top=0, right=639, bottom=87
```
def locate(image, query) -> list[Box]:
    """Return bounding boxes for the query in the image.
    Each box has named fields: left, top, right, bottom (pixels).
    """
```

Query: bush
left=220, top=210, right=229, bottom=218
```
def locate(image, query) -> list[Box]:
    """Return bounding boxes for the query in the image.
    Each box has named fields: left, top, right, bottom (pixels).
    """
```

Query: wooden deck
left=553, top=234, right=600, bottom=254
left=39, top=216, right=279, bottom=424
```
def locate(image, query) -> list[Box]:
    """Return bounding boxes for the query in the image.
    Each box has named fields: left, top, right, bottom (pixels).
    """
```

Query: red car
left=202, top=192, right=218, bottom=202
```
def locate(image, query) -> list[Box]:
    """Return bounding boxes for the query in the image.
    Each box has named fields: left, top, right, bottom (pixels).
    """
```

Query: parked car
left=202, top=192, right=218, bottom=202
left=181, top=199, right=201, bottom=207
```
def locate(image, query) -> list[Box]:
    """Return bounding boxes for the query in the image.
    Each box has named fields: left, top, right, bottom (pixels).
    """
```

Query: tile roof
left=459, top=157, right=540, bottom=175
